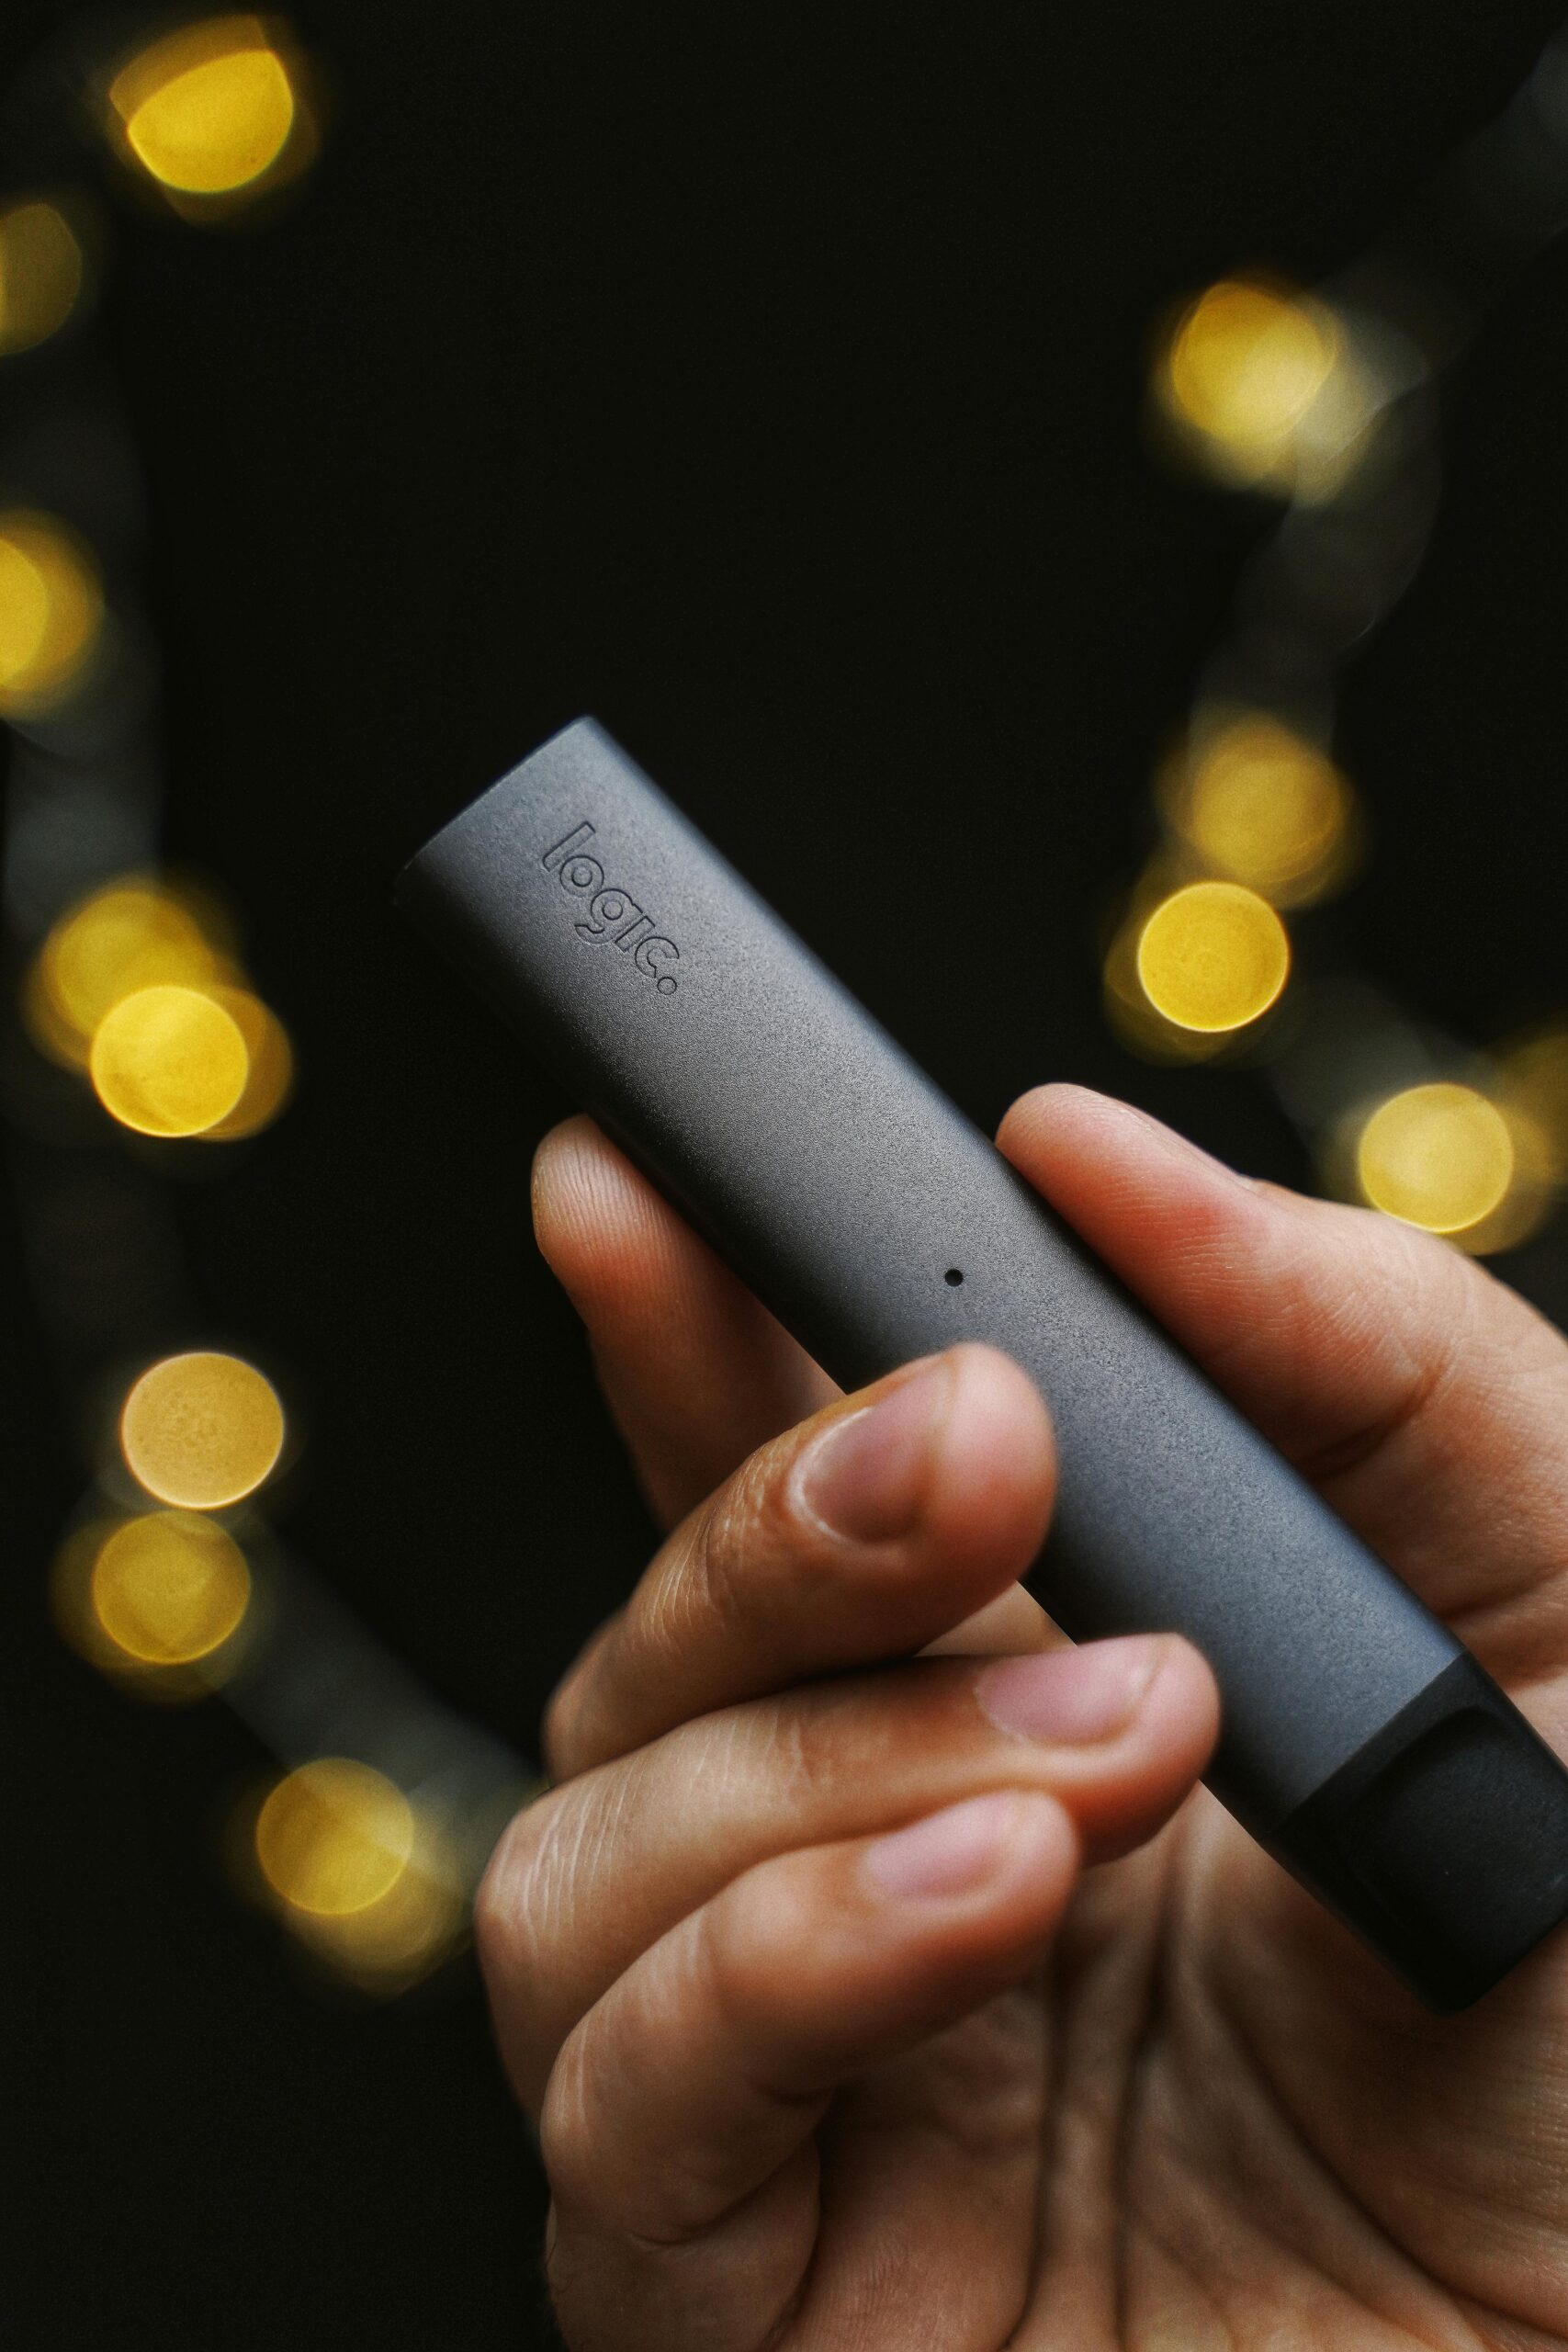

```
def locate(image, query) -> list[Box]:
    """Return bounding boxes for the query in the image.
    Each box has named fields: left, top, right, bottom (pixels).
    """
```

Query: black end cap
left=1272, top=1655, right=1568, bottom=2011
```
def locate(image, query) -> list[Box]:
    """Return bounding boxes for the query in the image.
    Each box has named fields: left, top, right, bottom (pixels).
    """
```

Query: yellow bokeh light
left=1102, top=911, right=1228, bottom=1062
left=120, top=1349, right=285, bottom=1509
left=109, top=18, right=297, bottom=196
left=284, top=1846, right=468, bottom=1990
left=1164, top=278, right=1336, bottom=445
left=0, top=199, right=85, bottom=356
left=1135, top=881, right=1290, bottom=1033
left=1162, top=715, right=1356, bottom=906
left=28, top=876, right=231, bottom=1070
left=255, top=1760, right=416, bottom=1917
left=90, top=982, right=249, bottom=1136
left=91, top=1510, right=250, bottom=1665
left=1496, top=1023, right=1568, bottom=1188
left=0, top=511, right=103, bottom=715
left=1150, top=275, right=1393, bottom=500
left=1357, top=1083, right=1515, bottom=1235
left=200, top=985, right=294, bottom=1138
left=51, top=1515, right=246, bottom=1699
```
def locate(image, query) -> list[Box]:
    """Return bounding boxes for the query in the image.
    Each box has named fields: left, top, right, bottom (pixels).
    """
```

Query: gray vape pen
left=399, top=716, right=1568, bottom=2011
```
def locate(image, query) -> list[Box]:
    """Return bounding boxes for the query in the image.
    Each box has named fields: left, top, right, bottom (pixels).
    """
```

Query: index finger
left=532, top=1115, right=838, bottom=1528
left=542, top=1340, right=1058, bottom=1782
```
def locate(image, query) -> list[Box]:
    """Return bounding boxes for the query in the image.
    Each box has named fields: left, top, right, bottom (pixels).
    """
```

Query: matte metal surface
left=399, top=718, right=1568, bottom=2007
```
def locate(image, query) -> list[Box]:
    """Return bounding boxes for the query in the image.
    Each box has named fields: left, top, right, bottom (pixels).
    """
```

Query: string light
left=255, top=1761, right=416, bottom=1917
left=28, top=879, right=226, bottom=1068
left=1156, top=277, right=1337, bottom=486
left=119, top=1350, right=285, bottom=1509
left=0, top=511, right=102, bottom=716
left=1134, top=880, right=1290, bottom=1032
left=1152, top=272, right=1401, bottom=503
left=1356, top=1083, right=1516, bottom=1234
left=0, top=198, right=85, bottom=356
left=1127, top=36, right=1568, bottom=1266
left=1159, top=714, right=1359, bottom=907
left=27, top=877, right=293, bottom=1137
left=1100, top=859, right=1230, bottom=1062
left=201, top=984, right=294, bottom=1138
left=89, top=982, right=250, bottom=1136
left=90, top=1511, right=251, bottom=1667
left=3, top=6, right=513, bottom=2009
left=107, top=17, right=304, bottom=199
left=279, top=1835, right=468, bottom=1991
left=1496, top=1022, right=1568, bottom=1186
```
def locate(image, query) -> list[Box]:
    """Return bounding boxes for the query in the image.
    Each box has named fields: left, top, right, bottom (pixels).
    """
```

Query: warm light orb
left=119, top=1349, right=285, bottom=1508
left=255, top=1760, right=416, bottom=1917
left=91, top=1511, right=251, bottom=1665
left=1497, top=1023, right=1568, bottom=1186
left=90, top=982, right=249, bottom=1136
left=30, top=878, right=228, bottom=1069
left=1357, top=1083, right=1515, bottom=1235
left=286, top=1847, right=468, bottom=1990
left=200, top=985, right=294, bottom=1138
left=110, top=19, right=297, bottom=195
left=0, top=511, right=103, bottom=713
left=1167, top=715, right=1355, bottom=906
left=1135, top=881, right=1290, bottom=1032
left=0, top=199, right=85, bottom=356
left=1152, top=274, right=1363, bottom=492
left=1166, top=278, right=1336, bottom=441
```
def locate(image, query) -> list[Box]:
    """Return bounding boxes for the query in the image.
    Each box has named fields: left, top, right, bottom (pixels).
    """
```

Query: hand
left=478, top=1084, right=1568, bottom=2350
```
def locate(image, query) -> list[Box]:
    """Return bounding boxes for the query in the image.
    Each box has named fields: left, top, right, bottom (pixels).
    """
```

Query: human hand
left=479, top=1084, right=1568, bottom=2349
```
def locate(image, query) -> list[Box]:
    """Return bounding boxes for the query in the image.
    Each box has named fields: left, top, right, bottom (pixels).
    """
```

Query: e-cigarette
left=399, top=716, right=1568, bottom=2011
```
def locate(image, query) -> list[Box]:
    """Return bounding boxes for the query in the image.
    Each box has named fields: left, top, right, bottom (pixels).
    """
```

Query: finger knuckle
left=687, top=1435, right=827, bottom=1629
left=540, top=1611, right=623, bottom=1781
left=693, top=1868, right=777, bottom=2045
left=540, top=1677, right=582, bottom=1784
left=473, top=1784, right=584, bottom=2020
left=536, top=2030, right=599, bottom=2215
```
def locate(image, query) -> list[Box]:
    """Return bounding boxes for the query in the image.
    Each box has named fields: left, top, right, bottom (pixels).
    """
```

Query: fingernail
left=797, top=1357, right=952, bottom=1541
left=864, top=1791, right=1023, bottom=1898
left=976, top=1635, right=1164, bottom=1744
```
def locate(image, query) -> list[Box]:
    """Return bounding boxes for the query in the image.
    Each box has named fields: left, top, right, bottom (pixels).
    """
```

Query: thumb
left=998, top=1084, right=1568, bottom=1682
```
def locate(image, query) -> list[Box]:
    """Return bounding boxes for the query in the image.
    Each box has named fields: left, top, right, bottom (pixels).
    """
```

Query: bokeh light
left=1135, top=880, right=1290, bottom=1032
left=1356, top=1082, right=1515, bottom=1234
left=108, top=17, right=303, bottom=198
left=51, top=1513, right=252, bottom=1698
left=255, top=1760, right=415, bottom=1917
left=1496, top=1022, right=1568, bottom=1187
left=0, top=511, right=103, bottom=716
left=28, top=878, right=227, bottom=1068
left=120, top=1350, right=285, bottom=1508
left=91, top=1510, right=251, bottom=1665
left=1102, top=905, right=1227, bottom=1062
left=90, top=982, right=249, bottom=1136
left=25, top=876, right=292, bottom=1137
left=1156, top=277, right=1336, bottom=483
left=1152, top=274, right=1399, bottom=503
left=282, top=1837, right=468, bottom=1993
left=200, top=984, right=294, bottom=1138
left=0, top=198, right=85, bottom=356
left=1159, top=713, right=1358, bottom=906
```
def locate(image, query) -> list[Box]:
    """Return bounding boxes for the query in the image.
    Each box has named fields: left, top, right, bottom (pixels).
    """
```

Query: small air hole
left=944, top=1267, right=964, bottom=1286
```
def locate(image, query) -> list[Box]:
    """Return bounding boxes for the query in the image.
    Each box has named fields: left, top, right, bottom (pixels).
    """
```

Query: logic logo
left=540, top=821, right=681, bottom=994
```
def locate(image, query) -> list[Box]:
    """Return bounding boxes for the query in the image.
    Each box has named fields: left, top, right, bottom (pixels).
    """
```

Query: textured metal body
left=399, top=718, right=1568, bottom=2008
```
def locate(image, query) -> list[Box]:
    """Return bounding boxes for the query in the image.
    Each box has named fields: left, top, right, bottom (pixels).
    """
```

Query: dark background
left=8, top=3, right=1568, bottom=2343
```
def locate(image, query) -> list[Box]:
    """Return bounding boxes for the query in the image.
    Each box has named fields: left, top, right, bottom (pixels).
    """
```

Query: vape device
left=399, top=716, right=1568, bottom=2011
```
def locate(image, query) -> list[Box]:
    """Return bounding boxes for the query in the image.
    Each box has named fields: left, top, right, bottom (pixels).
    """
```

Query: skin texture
left=476, top=1083, right=1568, bottom=2351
